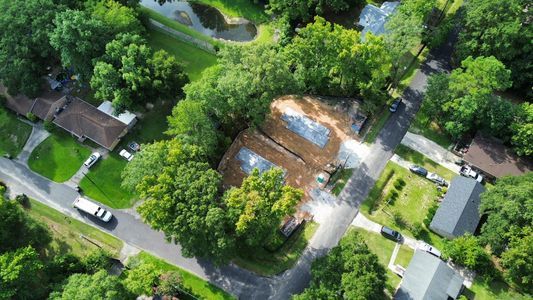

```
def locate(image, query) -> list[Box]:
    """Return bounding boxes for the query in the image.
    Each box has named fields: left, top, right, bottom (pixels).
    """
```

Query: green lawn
left=234, top=221, right=319, bottom=276
left=26, top=199, right=123, bottom=258
left=147, top=28, right=217, bottom=82
left=28, top=131, right=92, bottom=182
left=361, top=162, right=446, bottom=250
left=351, top=227, right=414, bottom=294
left=331, top=168, right=354, bottom=196
left=79, top=153, right=136, bottom=209
left=0, top=105, right=32, bottom=157
left=133, top=252, right=234, bottom=300
left=395, top=144, right=456, bottom=181
left=465, top=277, right=531, bottom=300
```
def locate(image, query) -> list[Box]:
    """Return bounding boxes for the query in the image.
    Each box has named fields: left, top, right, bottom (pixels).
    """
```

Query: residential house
left=358, top=1, right=400, bottom=41
left=430, top=176, right=485, bottom=239
left=395, top=250, right=465, bottom=300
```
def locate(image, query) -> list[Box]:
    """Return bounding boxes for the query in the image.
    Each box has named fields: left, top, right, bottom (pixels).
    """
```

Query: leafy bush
left=443, top=234, right=493, bottom=275
left=26, top=112, right=38, bottom=122
left=423, top=203, right=439, bottom=228
left=411, top=222, right=424, bottom=239
left=158, top=271, right=186, bottom=297
left=15, top=194, right=30, bottom=208
left=83, top=249, right=111, bottom=273
left=43, top=120, right=55, bottom=132
left=392, top=211, right=406, bottom=228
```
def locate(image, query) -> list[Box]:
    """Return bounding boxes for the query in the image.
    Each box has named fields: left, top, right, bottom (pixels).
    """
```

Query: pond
left=141, top=0, right=258, bottom=42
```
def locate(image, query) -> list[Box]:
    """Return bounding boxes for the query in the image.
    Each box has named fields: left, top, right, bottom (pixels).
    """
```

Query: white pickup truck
left=460, top=165, right=483, bottom=183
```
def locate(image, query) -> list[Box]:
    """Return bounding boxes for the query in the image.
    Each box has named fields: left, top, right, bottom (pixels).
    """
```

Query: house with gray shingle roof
left=395, top=250, right=465, bottom=300
left=430, top=176, right=485, bottom=239
left=358, top=1, right=400, bottom=41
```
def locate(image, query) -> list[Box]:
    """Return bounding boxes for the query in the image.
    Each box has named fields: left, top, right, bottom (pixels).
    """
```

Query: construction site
left=218, top=95, right=369, bottom=217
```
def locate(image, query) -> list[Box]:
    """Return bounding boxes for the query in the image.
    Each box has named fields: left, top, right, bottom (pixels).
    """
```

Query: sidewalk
left=401, top=132, right=461, bottom=174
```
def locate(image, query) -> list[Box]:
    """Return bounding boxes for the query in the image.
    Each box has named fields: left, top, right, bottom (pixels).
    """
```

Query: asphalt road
left=0, top=31, right=457, bottom=299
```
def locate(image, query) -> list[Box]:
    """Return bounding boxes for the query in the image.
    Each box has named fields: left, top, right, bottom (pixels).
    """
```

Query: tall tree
left=92, top=33, right=188, bottom=113
left=0, top=197, right=51, bottom=253
left=184, top=43, right=296, bottom=127
left=456, top=0, right=532, bottom=90
left=442, top=234, right=492, bottom=273
left=511, top=103, right=533, bottom=156
left=267, top=0, right=351, bottom=22
left=294, top=230, right=386, bottom=299
left=49, top=270, right=130, bottom=300
left=166, top=99, right=219, bottom=158
left=49, top=9, right=112, bottom=81
left=124, top=263, right=161, bottom=296
left=501, top=226, right=533, bottom=293
left=134, top=139, right=235, bottom=263
left=0, top=246, right=46, bottom=300
left=286, top=17, right=391, bottom=111
left=478, top=173, right=533, bottom=256
left=224, top=168, right=302, bottom=249
left=89, top=0, right=143, bottom=35
left=0, top=0, right=60, bottom=96
left=422, top=56, right=512, bottom=138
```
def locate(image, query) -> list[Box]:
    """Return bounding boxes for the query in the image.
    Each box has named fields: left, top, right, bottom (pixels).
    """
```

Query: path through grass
left=28, top=131, right=91, bottom=182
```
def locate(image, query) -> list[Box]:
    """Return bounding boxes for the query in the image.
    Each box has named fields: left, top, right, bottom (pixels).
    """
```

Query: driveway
left=16, top=123, right=49, bottom=164
left=401, top=132, right=461, bottom=173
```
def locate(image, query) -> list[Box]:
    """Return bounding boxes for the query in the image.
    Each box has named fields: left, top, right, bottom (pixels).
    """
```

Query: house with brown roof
left=0, top=84, right=33, bottom=116
left=464, top=132, right=533, bottom=179
left=30, top=90, right=65, bottom=121
left=52, top=97, right=128, bottom=150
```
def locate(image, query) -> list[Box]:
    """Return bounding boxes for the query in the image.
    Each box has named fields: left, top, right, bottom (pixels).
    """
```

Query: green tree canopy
left=134, top=139, right=235, bottom=263
left=166, top=99, right=219, bottom=159
left=224, top=168, right=302, bottom=249
left=0, top=246, right=45, bottom=300
left=124, top=263, right=161, bottom=296
left=0, top=0, right=61, bottom=96
left=511, top=103, right=533, bottom=156
left=0, top=197, right=51, bottom=253
left=184, top=43, right=296, bottom=127
left=294, top=230, right=386, bottom=299
left=49, top=270, right=130, bottom=300
left=267, top=0, right=351, bottom=22
left=49, top=9, right=112, bottom=80
left=121, top=139, right=205, bottom=191
left=501, top=226, right=533, bottom=293
left=89, top=0, right=143, bottom=35
left=422, top=56, right=512, bottom=139
left=479, top=173, right=533, bottom=256
left=442, top=234, right=492, bottom=273
left=456, top=0, right=532, bottom=90
left=286, top=17, right=391, bottom=112
left=91, top=33, right=188, bottom=113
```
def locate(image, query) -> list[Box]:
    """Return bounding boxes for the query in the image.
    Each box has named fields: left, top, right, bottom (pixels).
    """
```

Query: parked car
left=426, top=172, right=448, bottom=186
left=460, top=165, right=483, bottom=183
left=73, top=196, right=112, bottom=222
left=389, top=97, right=403, bottom=112
left=419, top=242, right=442, bottom=258
left=381, top=226, right=402, bottom=242
left=83, top=152, right=101, bottom=168
left=119, top=149, right=134, bottom=161
left=409, top=165, right=428, bottom=176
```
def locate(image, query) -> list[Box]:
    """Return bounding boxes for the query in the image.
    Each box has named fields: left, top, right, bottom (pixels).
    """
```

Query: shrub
left=15, top=194, right=30, bottom=208
left=43, top=120, right=55, bottom=132
left=392, top=211, right=406, bottom=228
left=411, top=222, right=424, bottom=239
left=26, top=112, right=38, bottom=122
left=393, top=178, right=406, bottom=190
left=158, top=271, right=185, bottom=297
left=443, top=234, right=493, bottom=274
left=83, top=249, right=111, bottom=273
left=0, top=182, right=6, bottom=195
left=424, top=203, right=439, bottom=228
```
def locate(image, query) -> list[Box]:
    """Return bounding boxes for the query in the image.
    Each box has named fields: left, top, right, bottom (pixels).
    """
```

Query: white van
left=73, top=197, right=113, bottom=222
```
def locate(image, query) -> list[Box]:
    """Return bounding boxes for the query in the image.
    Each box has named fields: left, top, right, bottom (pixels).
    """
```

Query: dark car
left=381, top=226, right=402, bottom=242
left=389, top=97, right=403, bottom=112
left=409, top=165, right=428, bottom=176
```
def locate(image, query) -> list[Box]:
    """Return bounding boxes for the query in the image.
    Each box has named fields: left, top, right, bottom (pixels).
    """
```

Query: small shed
left=97, top=101, right=137, bottom=129
left=430, top=176, right=485, bottom=239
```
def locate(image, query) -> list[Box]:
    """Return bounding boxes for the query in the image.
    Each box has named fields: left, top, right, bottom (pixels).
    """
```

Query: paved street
left=0, top=30, right=459, bottom=300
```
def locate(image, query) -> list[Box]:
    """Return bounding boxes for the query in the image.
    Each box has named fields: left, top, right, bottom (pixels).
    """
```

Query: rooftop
left=430, top=176, right=485, bottom=239
left=463, top=132, right=533, bottom=178
left=358, top=1, right=400, bottom=40
left=395, top=250, right=464, bottom=300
